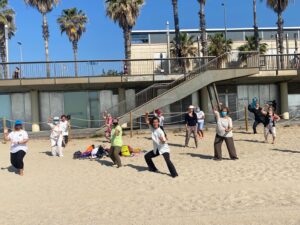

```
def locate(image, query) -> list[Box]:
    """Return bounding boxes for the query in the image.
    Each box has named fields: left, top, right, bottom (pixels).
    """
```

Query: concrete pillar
left=30, top=90, right=40, bottom=132
left=118, top=88, right=126, bottom=115
left=192, top=91, right=200, bottom=107
left=125, top=89, right=136, bottom=112
left=99, top=90, right=113, bottom=114
left=280, top=82, right=289, bottom=119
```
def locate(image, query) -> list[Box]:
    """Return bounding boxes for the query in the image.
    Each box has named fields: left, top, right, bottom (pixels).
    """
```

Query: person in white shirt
left=144, top=112, right=178, bottom=178
left=3, top=120, right=29, bottom=176
left=213, top=106, right=238, bottom=161
left=195, top=107, right=205, bottom=138
left=60, top=115, right=70, bottom=147
left=48, top=117, right=64, bottom=157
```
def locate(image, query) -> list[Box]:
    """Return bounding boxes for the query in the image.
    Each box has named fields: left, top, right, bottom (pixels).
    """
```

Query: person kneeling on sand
left=213, top=106, right=239, bottom=161
left=3, top=120, right=29, bottom=176
left=109, top=118, right=123, bottom=168
left=144, top=112, right=178, bottom=178
left=48, top=117, right=64, bottom=157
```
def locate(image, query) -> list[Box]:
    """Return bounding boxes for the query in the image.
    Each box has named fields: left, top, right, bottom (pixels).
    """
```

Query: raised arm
left=3, top=128, right=10, bottom=141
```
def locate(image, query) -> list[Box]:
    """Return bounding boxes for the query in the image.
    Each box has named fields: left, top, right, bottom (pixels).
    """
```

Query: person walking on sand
left=60, top=115, right=70, bottom=148
left=3, top=120, right=29, bottom=176
left=144, top=112, right=178, bottom=178
left=103, top=111, right=113, bottom=142
left=213, top=106, right=239, bottom=161
left=184, top=105, right=198, bottom=148
left=248, top=101, right=265, bottom=134
left=109, top=118, right=123, bottom=168
left=262, top=106, right=280, bottom=144
left=48, top=117, right=64, bottom=157
left=195, top=107, right=205, bottom=138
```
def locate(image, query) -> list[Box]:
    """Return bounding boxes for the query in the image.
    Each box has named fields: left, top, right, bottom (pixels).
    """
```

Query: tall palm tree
left=263, top=0, right=290, bottom=68
left=24, top=0, right=59, bottom=77
left=171, top=32, right=197, bottom=73
left=0, top=0, right=15, bottom=79
left=105, top=0, right=144, bottom=75
left=198, top=0, right=207, bottom=56
left=171, top=0, right=181, bottom=57
left=208, top=33, right=232, bottom=68
left=253, top=0, right=259, bottom=50
left=57, top=8, right=87, bottom=77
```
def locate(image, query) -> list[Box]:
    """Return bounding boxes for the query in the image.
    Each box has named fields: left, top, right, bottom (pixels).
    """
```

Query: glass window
left=131, top=34, right=149, bottom=44
left=0, top=94, right=12, bottom=130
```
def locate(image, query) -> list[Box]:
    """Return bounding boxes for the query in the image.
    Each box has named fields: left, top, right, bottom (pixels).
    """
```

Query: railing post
left=130, top=111, right=133, bottom=138
left=244, top=106, right=249, bottom=132
left=2, top=117, right=6, bottom=144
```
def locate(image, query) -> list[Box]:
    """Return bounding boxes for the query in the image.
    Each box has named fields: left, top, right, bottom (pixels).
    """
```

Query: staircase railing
left=101, top=51, right=259, bottom=126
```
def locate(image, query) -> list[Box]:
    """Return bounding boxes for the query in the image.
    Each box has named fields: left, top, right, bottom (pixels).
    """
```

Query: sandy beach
left=1, top=125, right=300, bottom=225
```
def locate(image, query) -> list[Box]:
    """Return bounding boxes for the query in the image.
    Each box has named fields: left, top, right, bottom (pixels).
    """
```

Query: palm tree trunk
left=123, top=26, right=132, bottom=75
left=172, top=0, right=181, bottom=58
left=0, top=41, right=8, bottom=79
left=277, top=9, right=284, bottom=69
left=199, top=1, right=207, bottom=57
left=253, top=0, right=259, bottom=50
left=72, top=41, right=78, bottom=77
left=42, top=13, right=51, bottom=77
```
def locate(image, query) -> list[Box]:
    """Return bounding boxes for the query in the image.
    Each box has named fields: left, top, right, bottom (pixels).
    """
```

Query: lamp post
left=17, top=42, right=23, bottom=62
left=4, top=24, right=9, bottom=78
left=221, top=1, right=228, bottom=52
left=166, top=21, right=171, bottom=74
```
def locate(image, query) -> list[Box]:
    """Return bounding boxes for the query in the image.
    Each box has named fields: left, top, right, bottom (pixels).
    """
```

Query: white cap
left=188, top=105, right=194, bottom=109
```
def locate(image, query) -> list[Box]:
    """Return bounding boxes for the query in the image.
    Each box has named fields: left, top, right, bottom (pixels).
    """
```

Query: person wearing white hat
left=195, top=107, right=205, bottom=138
left=47, top=116, right=64, bottom=157
left=184, top=105, right=199, bottom=148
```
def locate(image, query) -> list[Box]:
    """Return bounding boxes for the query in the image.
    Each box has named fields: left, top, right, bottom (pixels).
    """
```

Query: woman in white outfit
left=48, top=117, right=63, bottom=157
left=60, top=115, right=70, bottom=147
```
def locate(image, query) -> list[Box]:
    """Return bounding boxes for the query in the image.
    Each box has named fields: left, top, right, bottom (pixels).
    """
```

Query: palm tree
left=263, top=0, right=290, bottom=68
left=171, top=32, right=197, bottom=73
left=0, top=0, right=16, bottom=79
left=24, top=0, right=59, bottom=77
left=253, top=0, right=259, bottom=50
left=208, top=33, right=232, bottom=68
left=238, top=35, right=268, bottom=62
left=171, top=0, right=181, bottom=57
left=198, top=0, right=207, bottom=57
left=105, top=0, right=144, bottom=75
left=57, top=8, right=88, bottom=77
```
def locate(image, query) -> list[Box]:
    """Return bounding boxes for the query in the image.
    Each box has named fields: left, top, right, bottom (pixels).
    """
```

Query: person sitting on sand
left=103, top=111, right=113, bottom=142
left=3, top=120, right=29, bottom=176
left=109, top=118, right=123, bottom=168
left=48, top=117, right=64, bottom=157
left=144, top=112, right=178, bottom=178
left=262, top=106, right=280, bottom=144
left=213, top=106, right=238, bottom=161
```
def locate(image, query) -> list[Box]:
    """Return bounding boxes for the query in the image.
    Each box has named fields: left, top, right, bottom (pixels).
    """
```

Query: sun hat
left=188, top=105, right=195, bottom=109
left=15, top=120, right=23, bottom=126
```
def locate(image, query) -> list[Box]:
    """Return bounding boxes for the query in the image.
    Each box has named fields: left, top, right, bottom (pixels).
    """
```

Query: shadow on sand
left=126, top=163, right=170, bottom=176
left=235, top=139, right=265, bottom=143
left=1, top=165, right=18, bottom=174
left=39, top=151, right=53, bottom=156
left=271, top=148, right=300, bottom=154
left=180, top=152, right=214, bottom=160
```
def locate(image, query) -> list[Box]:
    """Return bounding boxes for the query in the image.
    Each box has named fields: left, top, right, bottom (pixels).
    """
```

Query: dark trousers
left=62, top=135, right=69, bottom=147
left=253, top=120, right=262, bottom=134
left=144, top=150, right=178, bottom=177
left=10, top=150, right=26, bottom=169
left=109, top=146, right=122, bottom=167
left=214, top=134, right=238, bottom=159
left=185, top=126, right=198, bottom=147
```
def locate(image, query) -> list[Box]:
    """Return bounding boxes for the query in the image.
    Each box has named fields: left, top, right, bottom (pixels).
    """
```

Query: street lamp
left=17, top=42, right=23, bottom=62
left=221, top=1, right=228, bottom=52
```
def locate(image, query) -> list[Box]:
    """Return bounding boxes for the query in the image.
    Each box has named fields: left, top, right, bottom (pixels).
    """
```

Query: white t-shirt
left=158, top=116, right=165, bottom=127
left=214, top=111, right=233, bottom=137
left=196, top=111, right=205, bottom=122
left=48, top=123, right=63, bottom=140
left=8, top=130, right=29, bottom=153
left=150, top=126, right=169, bottom=155
left=60, top=121, right=69, bottom=136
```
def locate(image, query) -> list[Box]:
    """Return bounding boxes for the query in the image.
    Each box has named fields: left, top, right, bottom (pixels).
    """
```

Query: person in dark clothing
left=184, top=105, right=199, bottom=148
left=248, top=102, right=265, bottom=134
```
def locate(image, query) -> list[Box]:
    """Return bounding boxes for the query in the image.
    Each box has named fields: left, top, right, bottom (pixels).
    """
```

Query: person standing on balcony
left=3, top=120, right=29, bottom=176
left=109, top=119, right=123, bottom=168
left=48, top=117, right=64, bottom=157
left=213, top=106, right=239, bottom=161
left=13, top=67, right=20, bottom=79
left=248, top=100, right=265, bottom=134
left=195, top=107, right=205, bottom=138
left=144, top=112, right=178, bottom=178
left=184, top=105, right=198, bottom=148
left=103, top=111, right=113, bottom=142
left=60, top=115, right=70, bottom=148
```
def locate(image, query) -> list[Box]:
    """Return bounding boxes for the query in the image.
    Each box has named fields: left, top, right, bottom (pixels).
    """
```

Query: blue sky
left=8, top=0, right=300, bottom=62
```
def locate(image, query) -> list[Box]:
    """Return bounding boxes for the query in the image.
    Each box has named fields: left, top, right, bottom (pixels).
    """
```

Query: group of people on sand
left=3, top=98, right=281, bottom=177
left=248, top=99, right=280, bottom=144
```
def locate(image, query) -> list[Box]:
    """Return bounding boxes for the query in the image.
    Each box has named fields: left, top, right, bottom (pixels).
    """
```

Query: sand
left=1, top=125, right=300, bottom=225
